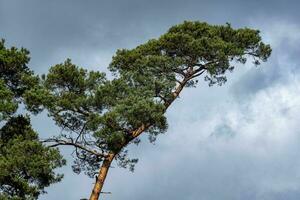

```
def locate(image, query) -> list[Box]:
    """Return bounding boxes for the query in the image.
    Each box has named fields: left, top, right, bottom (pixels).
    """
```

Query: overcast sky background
left=1, top=0, right=300, bottom=199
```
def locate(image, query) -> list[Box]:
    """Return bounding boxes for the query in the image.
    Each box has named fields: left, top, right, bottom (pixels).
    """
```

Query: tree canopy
left=0, top=39, right=65, bottom=200
left=24, top=21, right=271, bottom=199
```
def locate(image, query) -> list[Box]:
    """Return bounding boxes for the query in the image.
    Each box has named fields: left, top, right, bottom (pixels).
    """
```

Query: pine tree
left=25, top=21, right=271, bottom=200
left=0, top=39, right=65, bottom=200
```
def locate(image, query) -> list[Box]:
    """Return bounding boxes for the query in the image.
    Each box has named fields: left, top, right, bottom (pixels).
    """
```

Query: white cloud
left=157, top=68, right=300, bottom=199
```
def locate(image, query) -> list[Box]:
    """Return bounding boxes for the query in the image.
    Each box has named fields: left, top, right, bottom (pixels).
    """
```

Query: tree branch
left=121, top=63, right=209, bottom=149
left=189, top=69, right=206, bottom=79
left=128, top=75, right=192, bottom=141
left=42, top=138, right=108, bottom=158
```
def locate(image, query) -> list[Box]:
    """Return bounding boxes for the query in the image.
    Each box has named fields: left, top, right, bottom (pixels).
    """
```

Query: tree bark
left=89, top=153, right=115, bottom=200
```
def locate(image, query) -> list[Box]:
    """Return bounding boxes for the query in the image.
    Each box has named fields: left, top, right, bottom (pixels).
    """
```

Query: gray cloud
left=1, top=0, right=300, bottom=200
left=2, top=0, right=299, bottom=73
left=231, top=21, right=300, bottom=98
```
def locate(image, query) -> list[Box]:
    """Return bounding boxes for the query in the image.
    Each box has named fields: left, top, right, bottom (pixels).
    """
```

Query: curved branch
left=41, top=138, right=108, bottom=158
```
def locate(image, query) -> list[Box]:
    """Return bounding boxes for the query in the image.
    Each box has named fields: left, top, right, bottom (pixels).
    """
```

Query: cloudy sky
left=1, top=0, right=300, bottom=199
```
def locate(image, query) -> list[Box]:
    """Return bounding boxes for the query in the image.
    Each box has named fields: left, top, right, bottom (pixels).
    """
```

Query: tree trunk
left=89, top=74, right=192, bottom=200
left=89, top=153, right=115, bottom=200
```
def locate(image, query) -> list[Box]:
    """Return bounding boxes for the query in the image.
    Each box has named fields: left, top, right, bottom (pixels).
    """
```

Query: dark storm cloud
left=1, top=0, right=299, bottom=74
left=1, top=0, right=300, bottom=200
